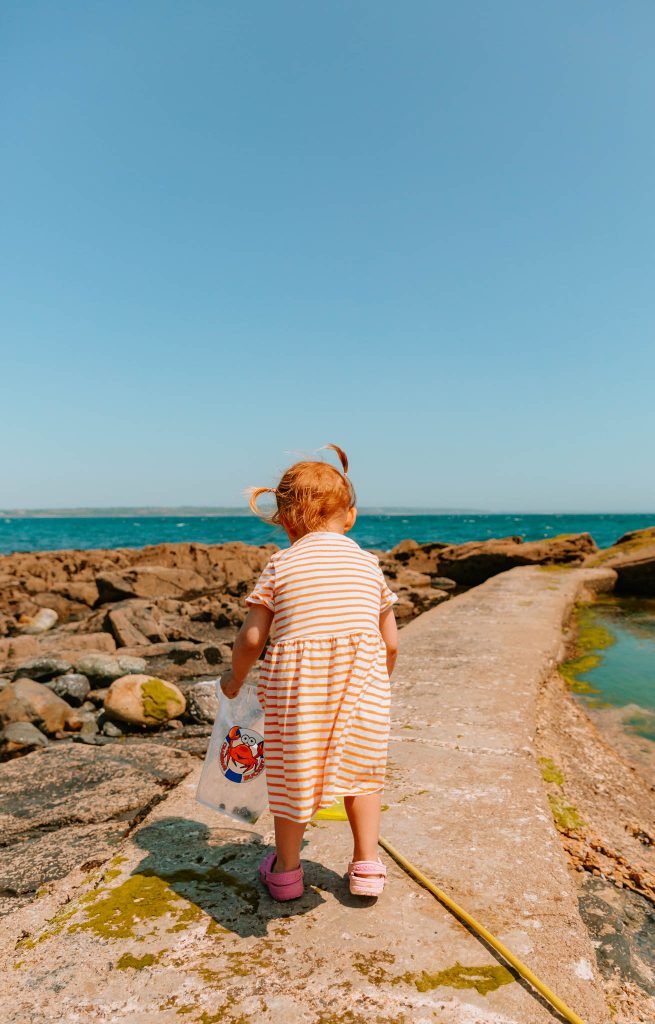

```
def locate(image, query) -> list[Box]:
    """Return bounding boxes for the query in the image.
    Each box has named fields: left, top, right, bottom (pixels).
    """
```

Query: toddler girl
left=220, top=444, right=398, bottom=900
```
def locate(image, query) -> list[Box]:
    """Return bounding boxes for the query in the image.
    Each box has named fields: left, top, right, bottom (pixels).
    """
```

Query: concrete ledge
left=0, top=566, right=616, bottom=1024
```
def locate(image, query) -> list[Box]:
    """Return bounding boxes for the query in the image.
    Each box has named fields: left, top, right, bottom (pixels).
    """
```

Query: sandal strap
left=270, top=865, right=303, bottom=884
left=261, top=852, right=303, bottom=885
left=349, top=860, right=387, bottom=877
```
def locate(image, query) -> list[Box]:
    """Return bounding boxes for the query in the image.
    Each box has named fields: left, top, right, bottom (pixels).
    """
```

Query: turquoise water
left=1, top=512, right=653, bottom=556
left=575, top=600, right=655, bottom=742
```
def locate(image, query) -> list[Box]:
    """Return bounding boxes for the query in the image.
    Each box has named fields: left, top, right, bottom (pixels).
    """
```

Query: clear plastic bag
left=195, top=679, right=268, bottom=825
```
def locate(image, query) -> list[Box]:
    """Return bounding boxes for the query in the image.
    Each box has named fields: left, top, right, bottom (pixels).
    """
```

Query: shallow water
left=1, top=511, right=654, bottom=555
left=573, top=599, right=655, bottom=743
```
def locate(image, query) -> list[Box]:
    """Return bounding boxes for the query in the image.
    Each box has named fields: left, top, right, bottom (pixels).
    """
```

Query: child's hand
left=220, top=669, right=244, bottom=700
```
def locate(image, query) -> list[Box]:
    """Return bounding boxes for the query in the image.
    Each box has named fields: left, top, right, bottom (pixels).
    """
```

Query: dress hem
left=269, top=784, right=385, bottom=824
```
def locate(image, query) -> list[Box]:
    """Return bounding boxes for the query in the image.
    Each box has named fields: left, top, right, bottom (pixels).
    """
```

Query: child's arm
left=379, top=607, right=398, bottom=677
left=221, top=604, right=274, bottom=698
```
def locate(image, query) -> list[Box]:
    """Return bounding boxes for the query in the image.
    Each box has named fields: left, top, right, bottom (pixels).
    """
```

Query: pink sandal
left=348, top=859, right=387, bottom=896
left=259, top=852, right=304, bottom=901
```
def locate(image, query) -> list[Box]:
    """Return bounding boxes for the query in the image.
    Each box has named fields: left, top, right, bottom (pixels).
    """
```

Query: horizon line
left=2, top=506, right=654, bottom=518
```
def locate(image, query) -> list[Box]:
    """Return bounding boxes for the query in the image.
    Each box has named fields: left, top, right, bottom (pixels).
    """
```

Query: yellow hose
left=314, top=800, right=587, bottom=1023
left=378, top=834, right=587, bottom=1024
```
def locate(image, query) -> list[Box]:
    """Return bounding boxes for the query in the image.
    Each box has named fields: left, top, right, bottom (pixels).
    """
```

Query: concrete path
left=1, top=566, right=615, bottom=1024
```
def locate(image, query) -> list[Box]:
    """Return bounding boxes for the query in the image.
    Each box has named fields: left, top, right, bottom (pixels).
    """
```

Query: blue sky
left=1, top=1, right=654, bottom=512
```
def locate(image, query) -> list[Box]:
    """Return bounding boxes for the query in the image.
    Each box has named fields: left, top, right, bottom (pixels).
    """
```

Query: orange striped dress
left=245, top=530, right=398, bottom=823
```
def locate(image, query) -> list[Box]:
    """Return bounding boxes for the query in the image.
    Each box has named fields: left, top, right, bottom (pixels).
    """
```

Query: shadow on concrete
left=131, top=816, right=375, bottom=939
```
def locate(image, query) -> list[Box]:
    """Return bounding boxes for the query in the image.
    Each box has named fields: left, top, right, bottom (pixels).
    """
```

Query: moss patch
left=559, top=603, right=616, bottom=693
left=102, top=854, right=129, bottom=883
left=17, top=868, right=210, bottom=949
left=395, top=962, right=515, bottom=995
left=548, top=794, right=585, bottom=831
left=69, top=872, right=205, bottom=939
left=538, top=757, right=565, bottom=786
left=141, top=678, right=184, bottom=721
left=576, top=606, right=616, bottom=654
left=559, top=654, right=602, bottom=692
left=116, top=950, right=165, bottom=970
left=352, top=950, right=396, bottom=984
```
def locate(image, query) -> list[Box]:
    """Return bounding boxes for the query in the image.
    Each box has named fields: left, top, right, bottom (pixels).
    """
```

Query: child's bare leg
left=273, top=816, right=306, bottom=873
left=344, top=791, right=382, bottom=865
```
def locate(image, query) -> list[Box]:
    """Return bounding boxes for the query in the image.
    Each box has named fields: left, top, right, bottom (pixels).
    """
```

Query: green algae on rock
left=576, top=605, right=616, bottom=655
left=548, top=794, right=586, bottom=831
left=559, top=602, right=616, bottom=694
left=538, top=756, right=565, bottom=786
left=16, top=870, right=207, bottom=949
left=141, top=678, right=185, bottom=721
left=539, top=758, right=586, bottom=830
left=116, top=950, right=165, bottom=970
left=396, top=961, right=515, bottom=996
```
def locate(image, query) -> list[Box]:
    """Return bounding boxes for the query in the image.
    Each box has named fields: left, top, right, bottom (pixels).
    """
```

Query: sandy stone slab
left=0, top=567, right=616, bottom=1024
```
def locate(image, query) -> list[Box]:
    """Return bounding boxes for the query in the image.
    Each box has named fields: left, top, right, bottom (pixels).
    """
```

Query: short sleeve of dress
left=377, top=561, right=398, bottom=613
left=245, top=558, right=276, bottom=612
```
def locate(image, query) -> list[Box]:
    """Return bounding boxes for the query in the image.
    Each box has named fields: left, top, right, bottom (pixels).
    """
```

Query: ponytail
left=320, top=443, right=349, bottom=476
left=244, top=485, right=278, bottom=522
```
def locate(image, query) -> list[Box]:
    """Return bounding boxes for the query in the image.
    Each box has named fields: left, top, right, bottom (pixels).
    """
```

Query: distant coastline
left=2, top=506, right=652, bottom=519
left=2, top=506, right=488, bottom=519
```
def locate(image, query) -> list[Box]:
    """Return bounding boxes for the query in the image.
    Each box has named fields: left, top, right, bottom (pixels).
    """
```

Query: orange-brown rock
left=0, top=678, right=83, bottom=734
left=115, top=641, right=229, bottom=682
left=433, top=533, right=597, bottom=586
left=0, top=633, right=116, bottom=674
left=586, top=526, right=655, bottom=595
left=387, top=539, right=448, bottom=573
left=104, top=602, right=168, bottom=647
left=96, top=567, right=209, bottom=604
left=104, top=675, right=186, bottom=727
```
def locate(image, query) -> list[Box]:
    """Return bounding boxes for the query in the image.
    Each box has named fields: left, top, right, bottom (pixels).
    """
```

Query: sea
left=1, top=511, right=654, bottom=556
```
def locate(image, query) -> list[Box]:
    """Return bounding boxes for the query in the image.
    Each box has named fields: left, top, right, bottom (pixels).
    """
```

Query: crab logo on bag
left=219, top=725, right=265, bottom=783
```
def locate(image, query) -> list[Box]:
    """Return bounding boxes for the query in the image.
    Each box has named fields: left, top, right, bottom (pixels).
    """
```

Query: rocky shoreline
left=0, top=530, right=607, bottom=758
left=537, top=659, right=655, bottom=1020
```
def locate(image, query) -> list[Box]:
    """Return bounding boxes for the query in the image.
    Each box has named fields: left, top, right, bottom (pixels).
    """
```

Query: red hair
left=246, top=444, right=356, bottom=535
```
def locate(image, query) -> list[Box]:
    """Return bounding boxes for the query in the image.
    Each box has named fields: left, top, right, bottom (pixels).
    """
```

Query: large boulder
left=104, top=674, right=186, bottom=726
left=95, top=567, right=208, bottom=604
left=587, top=526, right=655, bottom=595
left=0, top=742, right=194, bottom=898
left=432, top=533, right=598, bottom=586
left=0, top=678, right=83, bottom=736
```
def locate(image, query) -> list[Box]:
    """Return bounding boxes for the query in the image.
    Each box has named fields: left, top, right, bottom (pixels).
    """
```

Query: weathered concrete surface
left=0, top=566, right=616, bottom=1024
